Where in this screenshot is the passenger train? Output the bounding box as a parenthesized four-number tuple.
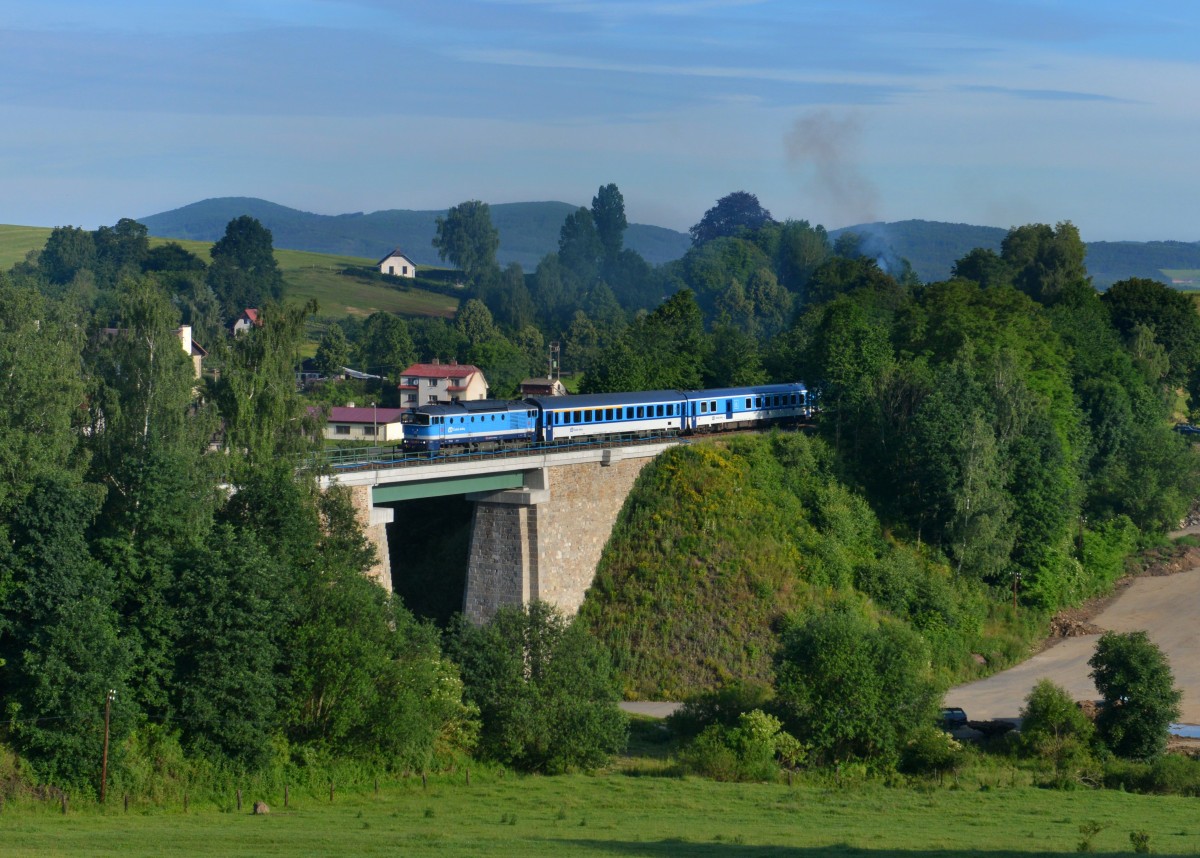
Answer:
(400, 382, 811, 454)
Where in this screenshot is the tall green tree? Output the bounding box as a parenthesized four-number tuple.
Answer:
(432, 200, 500, 285)
(1000, 221, 1088, 303)
(315, 323, 351, 377)
(1102, 277, 1200, 388)
(591, 183, 628, 261)
(558, 207, 603, 283)
(690, 191, 774, 246)
(0, 475, 133, 788)
(85, 277, 219, 715)
(0, 279, 88, 518)
(206, 216, 285, 320)
(211, 300, 321, 472)
(356, 312, 415, 380)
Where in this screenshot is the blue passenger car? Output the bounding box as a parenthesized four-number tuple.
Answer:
(682, 383, 808, 432)
(401, 400, 537, 452)
(528, 390, 688, 443)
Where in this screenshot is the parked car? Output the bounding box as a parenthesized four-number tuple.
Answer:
(940, 707, 968, 731)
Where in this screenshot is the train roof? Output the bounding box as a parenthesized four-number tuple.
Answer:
(525, 389, 685, 410)
(414, 400, 532, 417)
(684, 382, 807, 399)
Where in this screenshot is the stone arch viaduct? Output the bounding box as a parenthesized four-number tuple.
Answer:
(324, 440, 680, 623)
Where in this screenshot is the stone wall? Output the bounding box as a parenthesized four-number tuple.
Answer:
(462, 500, 538, 624)
(345, 483, 393, 591)
(462, 450, 659, 623)
(534, 457, 652, 615)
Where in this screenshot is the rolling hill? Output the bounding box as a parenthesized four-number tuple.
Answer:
(138, 198, 692, 270)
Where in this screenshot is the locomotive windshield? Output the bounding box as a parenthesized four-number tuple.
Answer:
(401, 413, 431, 426)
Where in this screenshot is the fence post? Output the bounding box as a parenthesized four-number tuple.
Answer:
(124, 793, 129, 813)
(237, 789, 242, 811)
(330, 780, 335, 803)
(61, 793, 68, 815)
(284, 784, 289, 809)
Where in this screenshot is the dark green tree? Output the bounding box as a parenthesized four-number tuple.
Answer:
(205, 216, 284, 320)
(1000, 221, 1088, 303)
(449, 602, 627, 773)
(0, 279, 88, 518)
(591, 183, 628, 260)
(690, 192, 774, 246)
(1089, 631, 1181, 761)
(558, 207, 603, 283)
(1102, 277, 1200, 388)
(315, 323, 351, 377)
(355, 312, 415, 382)
(773, 600, 939, 765)
(432, 200, 500, 285)
(0, 475, 133, 788)
(38, 226, 96, 286)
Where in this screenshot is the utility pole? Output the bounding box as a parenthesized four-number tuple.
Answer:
(100, 689, 115, 803)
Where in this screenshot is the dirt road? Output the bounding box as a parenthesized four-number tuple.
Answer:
(945, 566, 1200, 724)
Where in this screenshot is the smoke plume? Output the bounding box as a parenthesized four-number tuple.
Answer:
(785, 110, 878, 228)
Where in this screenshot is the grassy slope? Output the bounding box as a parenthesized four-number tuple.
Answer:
(580, 434, 1023, 699)
(0, 224, 52, 269)
(2, 766, 1197, 857)
(0, 227, 458, 320)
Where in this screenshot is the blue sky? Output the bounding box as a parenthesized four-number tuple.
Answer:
(3, 0, 1199, 241)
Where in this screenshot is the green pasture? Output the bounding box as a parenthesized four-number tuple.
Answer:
(3, 764, 1199, 858)
(0, 226, 459, 320)
(0, 224, 52, 269)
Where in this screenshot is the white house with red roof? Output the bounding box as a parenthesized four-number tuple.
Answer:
(398, 360, 488, 408)
(377, 249, 417, 278)
(315, 404, 407, 442)
(231, 308, 261, 336)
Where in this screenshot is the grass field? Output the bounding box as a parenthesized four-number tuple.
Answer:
(0, 224, 52, 269)
(3, 763, 1199, 857)
(0, 226, 459, 321)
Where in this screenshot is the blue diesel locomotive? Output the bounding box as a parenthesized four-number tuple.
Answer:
(400, 382, 809, 454)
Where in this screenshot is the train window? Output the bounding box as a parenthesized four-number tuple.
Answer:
(755, 397, 762, 408)
(573, 410, 582, 423)
(700, 401, 707, 414)
(774, 395, 781, 406)
(656, 404, 664, 417)
(625, 406, 633, 418)
(636, 406, 644, 418)
(746, 398, 752, 408)
(605, 408, 613, 421)
(710, 400, 717, 412)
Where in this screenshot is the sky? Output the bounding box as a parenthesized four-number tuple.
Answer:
(2, 0, 1199, 241)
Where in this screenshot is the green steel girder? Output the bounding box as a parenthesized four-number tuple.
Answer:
(372, 471, 525, 503)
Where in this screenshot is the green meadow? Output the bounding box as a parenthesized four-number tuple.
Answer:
(0, 226, 459, 320)
(3, 764, 1199, 858)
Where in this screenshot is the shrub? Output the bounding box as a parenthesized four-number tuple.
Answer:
(680, 709, 804, 782)
(1019, 679, 1097, 784)
(1089, 631, 1181, 761)
(774, 600, 940, 767)
(898, 727, 965, 782)
(667, 680, 774, 740)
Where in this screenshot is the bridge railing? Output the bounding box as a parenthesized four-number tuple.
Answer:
(310, 433, 687, 474)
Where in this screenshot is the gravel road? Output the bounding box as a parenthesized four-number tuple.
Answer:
(945, 566, 1200, 724)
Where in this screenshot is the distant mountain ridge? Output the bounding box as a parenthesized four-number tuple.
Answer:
(139, 198, 1200, 289)
(138, 197, 692, 269)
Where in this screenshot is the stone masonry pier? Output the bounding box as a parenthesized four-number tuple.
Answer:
(328, 439, 681, 624)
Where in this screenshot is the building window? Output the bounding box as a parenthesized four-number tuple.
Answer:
(387, 265, 395, 275)
(406, 394, 417, 403)
(334, 425, 350, 435)
(428, 396, 439, 404)
(363, 426, 376, 436)
(402, 266, 409, 275)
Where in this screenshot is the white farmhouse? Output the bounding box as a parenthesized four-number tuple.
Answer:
(378, 249, 417, 278)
